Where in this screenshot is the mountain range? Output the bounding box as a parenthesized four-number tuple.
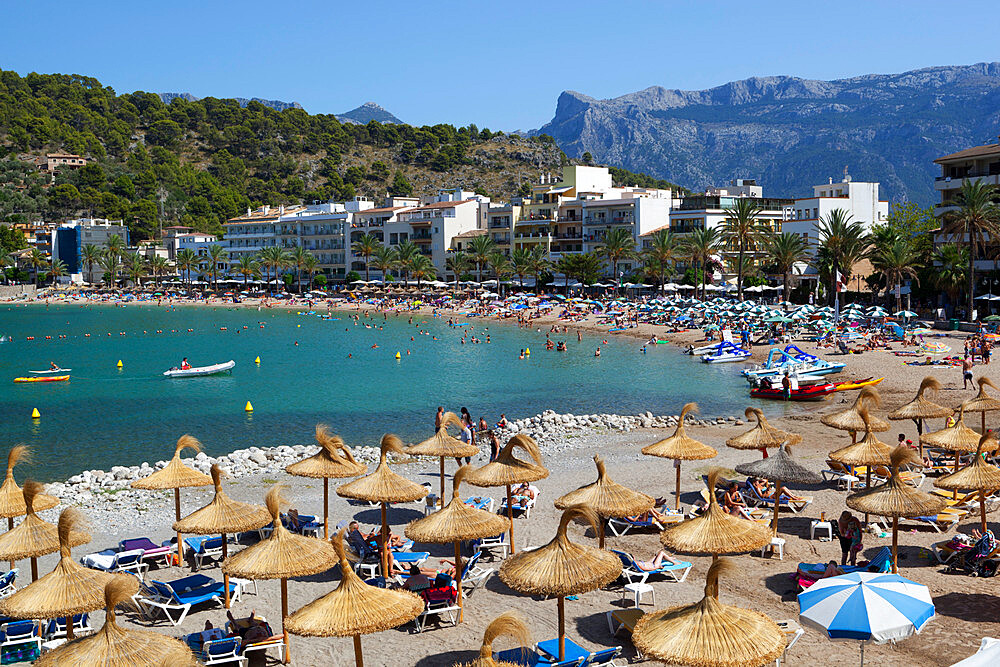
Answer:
(534, 62, 1000, 206)
(159, 92, 303, 112)
(335, 102, 403, 125)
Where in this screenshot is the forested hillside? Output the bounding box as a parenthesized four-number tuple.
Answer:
(0, 70, 680, 240)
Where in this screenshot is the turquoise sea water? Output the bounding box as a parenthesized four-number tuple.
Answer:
(0, 303, 759, 481)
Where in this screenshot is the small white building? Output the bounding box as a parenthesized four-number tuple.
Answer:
(782, 175, 889, 248)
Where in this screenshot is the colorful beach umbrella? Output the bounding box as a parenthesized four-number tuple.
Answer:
(798, 571, 935, 666)
(641, 403, 717, 511)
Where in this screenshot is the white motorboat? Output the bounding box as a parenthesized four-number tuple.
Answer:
(163, 360, 236, 378)
(701, 342, 752, 363)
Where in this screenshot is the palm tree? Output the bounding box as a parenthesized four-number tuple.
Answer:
(682, 227, 721, 300)
(106, 234, 126, 260)
(511, 247, 533, 289)
(940, 179, 1000, 319)
(597, 227, 636, 288)
(574, 252, 605, 286)
(407, 254, 436, 289)
(288, 245, 311, 293)
(258, 246, 290, 294)
(467, 235, 496, 282)
(371, 246, 397, 282)
(555, 254, 577, 289)
(872, 238, 921, 312)
(722, 198, 765, 300)
(817, 209, 869, 306)
(302, 254, 320, 292)
(642, 228, 678, 290)
(27, 249, 47, 287)
(394, 240, 419, 284)
(235, 255, 261, 287)
(351, 233, 382, 283)
(81, 244, 102, 285)
(446, 252, 472, 292)
(488, 251, 513, 297)
(527, 245, 551, 290)
(0, 253, 11, 284)
(98, 252, 121, 289)
(175, 248, 200, 290)
(125, 253, 146, 288)
(763, 232, 811, 303)
(148, 255, 169, 287)
(48, 258, 67, 285)
(934, 244, 968, 312)
(205, 244, 229, 291)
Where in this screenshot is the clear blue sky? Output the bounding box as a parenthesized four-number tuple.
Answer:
(4, 0, 998, 130)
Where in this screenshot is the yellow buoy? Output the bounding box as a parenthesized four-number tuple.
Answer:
(116, 360, 123, 368)
(245, 401, 254, 412)
(395, 352, 401, 359)
(31, 408, 40, 419)
(525, 348, 531, 355)
(254, 356, 261, 364)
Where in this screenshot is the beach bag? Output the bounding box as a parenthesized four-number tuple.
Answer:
(974, 559, 999, 578)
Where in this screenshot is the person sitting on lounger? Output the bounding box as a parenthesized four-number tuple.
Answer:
(723, 483, 748, 515)
(799, 560, 845, 582)
(634, 549, 681, 571)
(752, 477, 807, 502)
(403, 564, 432, 591)
(511, 483, 538, 507)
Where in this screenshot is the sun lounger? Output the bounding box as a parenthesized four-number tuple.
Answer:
(493, 648, 584, 666)
(474, 533, 510, 559)
(413, 576, 460, 633)
(184, 536, 226, 571)
(913, 508, 967, 532)
(821, 461, 860, 490)
(43, 614, 92, 641)
(0, 569, 16, 599)
(120, 537, 173, 567)
(796, 546, 892, 589)
(136, 574, 240, 626)
(873, 465, 924, 488)
(499, 492, 537, 519)
(931, 538, 971, 564)
(612, 549, 692, 585)
(81, 548, 148, 580)
(607, 509, 684, 537)
(0, 620, 41, 663)
(460, 550, 494, 594)
(743, 483, 812, 513)
(465, 496, 494, 512)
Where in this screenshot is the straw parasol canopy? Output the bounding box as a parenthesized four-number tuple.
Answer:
(466, 434, 549, 555)
(632, 558, 784, 667)
(34, 578, 198, 667)
(0, 508, 137, 639)
(406, 411, 478, 504)
(499, 506, 621, 661)
(847, 446, 949, 572)
(286, 424, 368, 538)
(829, 408, 893, 517)
(338, 434, 428, 577)
(0, 446, 58, 519)
(726, 407, 802, 455)
(961, 377, 1000, 431)
(173, 464, 271, 608)
(659, 469, 772, 557)
(735, 443, 821, 535)
(451, 611, 533, 667)
(821, 387, 890, 441)
(554, 455, 655, 548)
(406, 466, 508, 622)
(223, 485, 338, 664)
(920, 404, 998, 454)
(642, 403, 718, 510)
(935, 432, 1000, 533)
(0, 482, 89, 581)
(285, 529, 423, 667)
(131, 435, 213, 565)
(887, 377, 952, 442)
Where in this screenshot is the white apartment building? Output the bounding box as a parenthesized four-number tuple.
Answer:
(933, 141, 1000, 271)
(224, 205, 307, 261)
(782, 175, 889, 248)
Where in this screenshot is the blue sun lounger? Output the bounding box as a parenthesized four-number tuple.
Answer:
(797, 546, 892, 578)
(138, 574, 240, 626)
(612, 550, 692, 585)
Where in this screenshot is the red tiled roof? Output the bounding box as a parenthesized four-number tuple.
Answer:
(408, 199, 475, 212)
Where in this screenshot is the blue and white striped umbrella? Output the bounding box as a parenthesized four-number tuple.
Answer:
(798, 572, 934, 644)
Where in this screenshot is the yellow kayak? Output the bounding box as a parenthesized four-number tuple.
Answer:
(14, 375, 70, 383)
(834, 377, 884, 392)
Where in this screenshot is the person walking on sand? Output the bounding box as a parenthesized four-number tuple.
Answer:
(963, 356, 974, 389)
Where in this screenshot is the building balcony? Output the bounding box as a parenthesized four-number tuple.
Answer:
(514, 233, 551, 242)
(935, 173, 1000, 190)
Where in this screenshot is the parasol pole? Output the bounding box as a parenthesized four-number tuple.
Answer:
(771, 481, 782, 536)
(66, 617, 73, 639)
(864, 469, 871, 525)
(980, 490, 988, 534)
(7, 517, 13, 570)
(506, 484, 516, 555)
(440, 458, 446, 506)
(454, 541, 464, 623)
(954, 456, 960, 501)
(222, 534, 230, 608)
(30, 556, 37, 581)
(557, 595, 566, 661)
(674, 460, 682, 511)
(353, 634, 364, 667)
(891, 516, 898, 573)
(175, 488, 183, 566)
(280, 577, 290, 664)
(598, 519, 606, 550)
(323, 478, 329, 539)
(380, 503, 389, 578)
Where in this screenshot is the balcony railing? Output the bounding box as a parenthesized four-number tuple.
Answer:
(936, 170, 1000, 182)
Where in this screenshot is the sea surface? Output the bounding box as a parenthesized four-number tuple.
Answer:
(0, 303, 762, 481)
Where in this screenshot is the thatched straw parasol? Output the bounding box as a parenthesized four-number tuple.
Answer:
(0, 482, 89, 581)
(847, 446, 949, 572)
(659, 470, 772, 565)
(285, 424, 367, 538)
(821, 387, 889, 443)
(961, 377, 1000, 432)
(499, 506, 621, 661)
(0, 446, 58, 570)
(726, 407, 802, 459)
(735, 443, 821, 536)
(285, 529, 423, 667)
(632, 558, 784, 667)
(173, 464, 271, 608)
(921, 404, 999, 499)
(829, 408, 893, 518)
(466, 434, 549, 555)
(34, 578, 198, 667)
(641, 403, 717, 510)
(0, 508, 137, 640)
(338, 435, 428, 577)
(451, 611, 533, 667)
(405, 466, 507, 622)
(554, 455, 655, 548)
(935, 432, 1000, 533)
(406, 412, 478, 505)
(223, 486, 338, 664)
(131, 435, 213, 565)
(887, 377, 952, 453)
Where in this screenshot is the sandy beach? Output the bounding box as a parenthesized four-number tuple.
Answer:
(10, 291, 1000, 666)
